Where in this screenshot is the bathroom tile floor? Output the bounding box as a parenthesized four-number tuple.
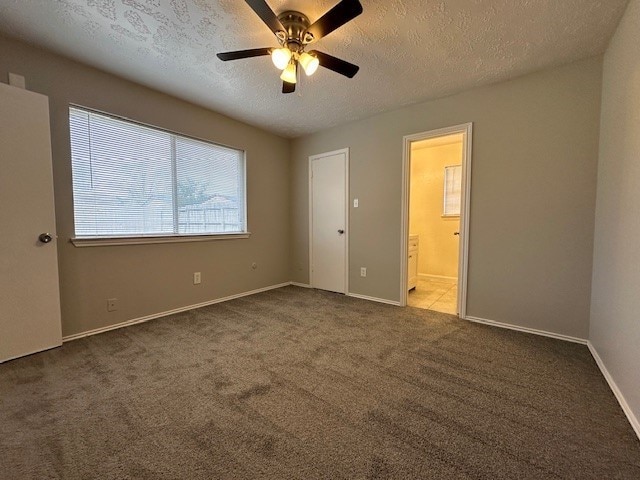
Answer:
(408, 278, 457, 314)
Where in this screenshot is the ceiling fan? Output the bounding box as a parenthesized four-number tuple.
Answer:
(217, 0, 363, 94)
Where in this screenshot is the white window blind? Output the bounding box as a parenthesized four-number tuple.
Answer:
(443, 165, 462, 216)
(69, 107, 246, 238)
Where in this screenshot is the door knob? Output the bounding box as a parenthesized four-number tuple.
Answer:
(337, 229, 345, 234)
(38, 233, 53, 243)
(453, 232, 460, 236)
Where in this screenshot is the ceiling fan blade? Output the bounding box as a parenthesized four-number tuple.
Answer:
(309, 50, 359, 78)
(217, 48, 272, 61)
(305, 0, 363, 42)
(282, 81, 296, 94)
(245, 0, 285, 36)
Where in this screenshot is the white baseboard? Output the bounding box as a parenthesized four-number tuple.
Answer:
(464, 315, 639, 441)
(60, 282, 639, 443)
(62, 282, 292, 342)
(418, 273, 458, 282)
(347, 292, 401, 306)
(0, 344, 62, 364)
(587, 342, 640, 441)
(293, 283, 399, 306)
(464, 315, 587, 345)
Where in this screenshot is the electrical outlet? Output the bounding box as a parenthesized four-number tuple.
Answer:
(193, 272, 201, 285)
(353, 198, 359, 208)
(107, 298, 117, 312)
(8, 73, 26, 89)
(360, 267, 367, 277)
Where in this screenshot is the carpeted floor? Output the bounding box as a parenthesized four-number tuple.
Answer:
(1, 286, 639, 479)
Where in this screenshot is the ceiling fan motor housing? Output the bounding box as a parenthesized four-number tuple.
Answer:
(216, 0, 363, 93)
(277, 11, 314, 51)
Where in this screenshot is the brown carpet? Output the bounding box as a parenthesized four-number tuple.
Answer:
(1, 286, 639, 479)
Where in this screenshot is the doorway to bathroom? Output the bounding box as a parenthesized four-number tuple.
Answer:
(400, 124, 472, 317)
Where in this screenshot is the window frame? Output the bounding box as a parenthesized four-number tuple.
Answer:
(442, 164, 462, 217)
(68, 105, 250, 246)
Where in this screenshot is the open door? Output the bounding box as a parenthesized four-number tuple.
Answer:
(406, 136, 463, 314)
(400, 123, 473, 317)
(0, 83, 62, 362)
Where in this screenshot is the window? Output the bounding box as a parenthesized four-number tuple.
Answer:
(443, 165, 462, 217)
(69, 107, 246, 239)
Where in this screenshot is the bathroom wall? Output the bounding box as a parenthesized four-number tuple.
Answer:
(409, 140, 462, 279)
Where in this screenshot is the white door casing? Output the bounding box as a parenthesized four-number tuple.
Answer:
(0, 82, 62, 363)
(400, 123, 473, 316)
(309, 149, 349, 294)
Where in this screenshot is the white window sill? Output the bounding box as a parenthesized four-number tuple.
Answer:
(71, 233, 251, 247)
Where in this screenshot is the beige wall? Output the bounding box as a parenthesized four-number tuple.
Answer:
(0, 34, 606, 343)
(0, 35, 291, 337)
(410, 142, 461, 278)
(291, 56, 602, 339)
(590, 0, 640, 430)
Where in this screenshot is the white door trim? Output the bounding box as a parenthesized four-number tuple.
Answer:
(400, 123, 473, 317)
(309, 148, 349, 294)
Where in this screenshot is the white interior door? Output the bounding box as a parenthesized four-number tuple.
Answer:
(0, 82, 62, 363)
(310, 150, 348, 294)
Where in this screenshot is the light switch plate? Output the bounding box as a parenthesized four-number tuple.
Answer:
(353, 198, 359, 208)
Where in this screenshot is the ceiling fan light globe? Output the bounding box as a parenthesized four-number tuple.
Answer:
(299, 52, 320, 76)
(280, 63, 297, 84)
(271, 48, 292, 70)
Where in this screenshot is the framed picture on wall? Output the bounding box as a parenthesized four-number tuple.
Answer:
(443, 165, 462, 217)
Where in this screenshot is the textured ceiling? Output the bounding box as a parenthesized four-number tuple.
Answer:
(0, 0, 629, 137)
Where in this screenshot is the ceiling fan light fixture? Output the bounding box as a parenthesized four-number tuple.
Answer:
(299, 52, 319, 76)
(217, 1, 363, 93)
(280, 61, 297, 84)
(271, 47, 292, 70)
